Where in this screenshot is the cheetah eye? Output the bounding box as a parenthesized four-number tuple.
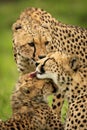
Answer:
(25, 89, 30, 94)
(15, 25, 22, 30)
(38, 55, 46, 59)
(45, 41, 49, 46)
(21, 87, 30, 94)
(28, 42, 34, 47)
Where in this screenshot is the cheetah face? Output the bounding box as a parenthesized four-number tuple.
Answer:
(36, 56, 58, 85)
(12, 19, 52, 64)
(12, 73, 58, 113)
(35, 52, 79, 86)
(16, 74, 58, 102)
(12, 8, 54, 74)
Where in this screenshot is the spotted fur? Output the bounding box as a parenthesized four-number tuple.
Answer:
(12, 7, 87, 127)
(0, 74, 63, 130)
(35, 52, 87, 130)
(12, 7, 87, 74)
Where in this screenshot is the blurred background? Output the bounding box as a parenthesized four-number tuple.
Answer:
(0, 0, 87, 120)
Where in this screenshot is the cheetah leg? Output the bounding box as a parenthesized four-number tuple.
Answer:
(51, 90, 65, 120)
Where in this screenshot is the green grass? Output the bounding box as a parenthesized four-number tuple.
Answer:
(0, 0, 87, 120)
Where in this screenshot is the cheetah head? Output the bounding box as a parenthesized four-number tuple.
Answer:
(35, 52, 79, 87)
(12, 73, 58, 113)
(18, 74, 57, 100)
(12, 8, 53, 72)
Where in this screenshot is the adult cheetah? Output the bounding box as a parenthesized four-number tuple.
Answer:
(35, 52, 87, 130)
(0, 74, 64, 130)
(12, 7, 87, 74)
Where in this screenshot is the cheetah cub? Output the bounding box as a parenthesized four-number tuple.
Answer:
(35, 52, 87, 130)
(0, 74, 64, 130)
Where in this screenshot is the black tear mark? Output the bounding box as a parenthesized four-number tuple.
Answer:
(33, 44, 36, 58)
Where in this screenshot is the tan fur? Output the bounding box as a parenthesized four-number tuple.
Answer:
(0, 74, 63, 130)
(12, 7, 87, 74)
(12, 7, 87, 128)
(36, 52, 87, 130)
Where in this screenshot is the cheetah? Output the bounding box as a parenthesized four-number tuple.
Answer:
(12, 7, 87, 74)
(34, 52, 87, 130)
(12, 7, 87, 125)
(0, 74, 64, 130)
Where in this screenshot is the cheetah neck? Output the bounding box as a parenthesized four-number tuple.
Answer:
(13, 97, 48, 114)
(56, 69, 87, 104)
(65, 72, 87, 104)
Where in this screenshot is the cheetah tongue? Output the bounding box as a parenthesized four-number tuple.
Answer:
(29, 71, 37, 78)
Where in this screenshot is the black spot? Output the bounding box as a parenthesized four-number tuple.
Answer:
(53, 120, 56, 123)
(17, 126, 20, 130)
(60, 38, 63, 41)
(76, 51, 79, 55)
(53, 99, 55, 102)
(83, 119, 86, 123)
(75, 86, 78, 89)
(22, 125, 25, 128)
(67, 40, 70, 43)
(82, 109, 85, 112)
(75, 38, 78, 42)
(57, 102, 60, 106)
(72, 34, 74, 37)
(59, 33, 62, 36)
(64, 36, 66, 39)
(50, 124, 53, 127)
(71, 113, 73, 116)
(72, 39, 74, 42)
(75, 119, 78, 122)
(54, 127, 58, 130)
(66, 87, 69, 91)
(72, 95, 74, 98)
(66, 30, 68, 33)
(57, 94, 61, 99)
(77, 90, 80, 93)
(71, 120, 74, 124)
(75, 105, 77, 108)
(78, 120, 80, 124)
(83, 59, 85, 63)
(52, 105, 56, 109)
(51, 46, 53, 50)
(81, 115, 84, 118)
(11, 128, 15, 130)
(45, 41, 49, 46)
(68, 33, 71, 37)
(80, 124, 84, 127)
(77, 112, 81, 116)
(74, 126, 77, 129)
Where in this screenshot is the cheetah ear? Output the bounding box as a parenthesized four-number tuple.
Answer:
(70, 57, 79, 71)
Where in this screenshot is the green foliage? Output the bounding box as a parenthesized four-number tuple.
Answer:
(0, 0, 87, 120)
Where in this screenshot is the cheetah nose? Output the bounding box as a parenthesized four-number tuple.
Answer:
(38, 55, 46, 59)
(35, 62, 40, 67)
